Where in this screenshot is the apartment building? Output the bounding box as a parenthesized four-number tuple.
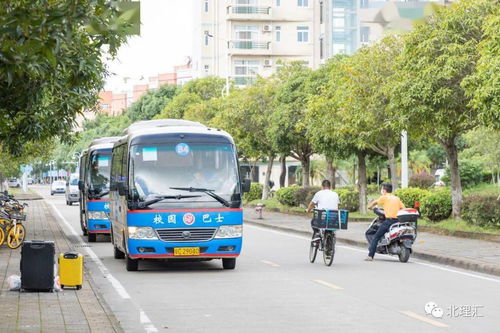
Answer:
(321, 0, 454, 57)
(193, 0, 321, 85)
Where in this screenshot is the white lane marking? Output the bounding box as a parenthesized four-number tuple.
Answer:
(245, 224, 500, 284)
(400, 311, 449, 328)
(261, 260, 280, 267)
(48, 202, 160, 333)
(314, 279, 344, 290)
(140, 309, 159, 333)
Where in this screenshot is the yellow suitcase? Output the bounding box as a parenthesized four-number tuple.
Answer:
(58, 252, 83, 290)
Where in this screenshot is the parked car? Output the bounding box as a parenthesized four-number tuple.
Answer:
(8, 178, 20, 188)
(27, 178, 33, 185)
(65, 175, 80, 205)
(50, 180, 66, 195)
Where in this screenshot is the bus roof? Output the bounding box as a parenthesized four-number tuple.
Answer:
(123, 119, 205, 135)
(89, 136, 121, 146)
(119, 120, 234, 146)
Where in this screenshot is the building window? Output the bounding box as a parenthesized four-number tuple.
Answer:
(276, 0, 280, 5)
(275, 26, 281, 42)
(234, 25, 258, 40)
(204, 64, 209, 71)
(204, 1, 208, 12)
(360, 0, 369, 8)
(297, 0, 308, 7)
(234, 60, 259, 85)
(320, 37, 324, 59)
(320, 0, 323, 24)
(297, 26, 309, 42)
(102, 104, 110, 110)
(204, 31, 209, 46)
(360, 26, 370, 43)
(236, 0, 257, 4)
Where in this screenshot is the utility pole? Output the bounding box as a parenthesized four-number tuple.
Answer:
(401, 131, 409, 188)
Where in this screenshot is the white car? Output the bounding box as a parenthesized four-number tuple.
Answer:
(51, 180, 66, 195)
(8, 178, 20, 188)
(65, 175, 80, 205)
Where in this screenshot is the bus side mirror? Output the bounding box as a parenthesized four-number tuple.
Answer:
(242, 179, 251, 193)
(78, 180, 84, 191)
(117, 182, 128, 196)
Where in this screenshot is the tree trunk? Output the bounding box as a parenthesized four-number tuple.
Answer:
(279, 155, 287, 188)
(387, 145, 398, 191)
(301, 157, 311, 187)
(262, 156, 275, 200)
(325, 156, 336, 189)
(442, 139, 462, 218)
(357, 150, 368, 214)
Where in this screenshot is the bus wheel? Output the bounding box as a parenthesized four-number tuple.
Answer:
(88, 233, 96, 243)
(222, 258, 236, 270)
(114, 245, 125, 259)
(126, 257, 138, 271)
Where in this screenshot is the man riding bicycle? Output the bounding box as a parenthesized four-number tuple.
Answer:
(365, 183, 405, 261)
(306, 180, 340, 240)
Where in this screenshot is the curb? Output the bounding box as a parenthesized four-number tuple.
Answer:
(245, 218, 500, 278)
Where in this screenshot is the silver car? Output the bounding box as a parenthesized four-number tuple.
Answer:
(65, 176, 80, 205)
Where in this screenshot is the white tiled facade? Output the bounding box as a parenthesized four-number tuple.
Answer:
(193, 0, 321, 84)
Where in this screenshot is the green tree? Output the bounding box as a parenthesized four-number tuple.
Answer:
(305, 55, 349, 189)
(156, 77, 226, 120)
(270, 62, 315, 187)
(0, 0, 133, 155)
(213, 78, 278, 199)
(125, 84, 178, 121)
(463, 5, 500, 127)
(389, 0, 496, 217)
(462, 127, 500, 185)
(338, 36, 404, 191)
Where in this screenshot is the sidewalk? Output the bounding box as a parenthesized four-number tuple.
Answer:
(243, 208, 500, 277)
(0, 199, 121, 332)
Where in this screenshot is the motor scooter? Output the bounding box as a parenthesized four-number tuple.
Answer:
(365, 207, 419, 262)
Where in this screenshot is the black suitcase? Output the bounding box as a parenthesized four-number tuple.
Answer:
(21, 240, 55, 292)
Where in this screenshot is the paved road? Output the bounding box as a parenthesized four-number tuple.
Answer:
(33, 186, 500, 333)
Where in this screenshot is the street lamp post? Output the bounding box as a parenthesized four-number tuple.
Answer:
(205, 31, 230, 96)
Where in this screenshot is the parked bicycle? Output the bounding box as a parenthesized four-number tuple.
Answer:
(0, 193, 27, 249)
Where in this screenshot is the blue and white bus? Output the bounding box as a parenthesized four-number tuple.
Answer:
(109, 120, 250, 271)
(78, 137, 120, 242)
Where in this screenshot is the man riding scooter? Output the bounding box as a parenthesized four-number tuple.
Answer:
(365, 183, 405, 261)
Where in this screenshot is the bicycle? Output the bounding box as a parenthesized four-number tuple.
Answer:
(309, 227, 336, 266)
(0, 194, 27, 249)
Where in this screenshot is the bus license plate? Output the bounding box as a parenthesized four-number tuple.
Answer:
(174, 247, 200, 256)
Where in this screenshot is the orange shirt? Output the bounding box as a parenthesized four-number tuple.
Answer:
(376, 194, 405, 218)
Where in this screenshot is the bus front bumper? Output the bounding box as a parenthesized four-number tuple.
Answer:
(87, 219, 111, 233)
(127, 238, 242, 259)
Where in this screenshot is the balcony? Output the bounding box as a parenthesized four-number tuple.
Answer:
(228, 40, 271, 55)
(226, 5, 271, 21)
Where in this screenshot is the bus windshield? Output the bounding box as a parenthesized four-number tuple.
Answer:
(130, 143, 240, 205)
(89, 150, 111, 198)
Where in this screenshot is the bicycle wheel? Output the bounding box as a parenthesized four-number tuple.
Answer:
(0, 227, 4, 247)
(7, 224, 26, 249)
(309, 234, 319, 263)
(323, 232, 335, 266)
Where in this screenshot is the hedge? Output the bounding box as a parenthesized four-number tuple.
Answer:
(243, 183, 263, 202)
(276, 186, 300, 206)
(409, 173, 435, 189)
(461, 195, 500, 229)
(336, 189, 359, 212)
(294, 186, 321, 207)
(421, 189, 452, 222)
(394, 187, 431, 208)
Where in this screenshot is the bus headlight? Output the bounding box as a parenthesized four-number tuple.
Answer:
(88, 211, 107, 220)
(215, 225, 242, 238)
(128, 227, 158, 240)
